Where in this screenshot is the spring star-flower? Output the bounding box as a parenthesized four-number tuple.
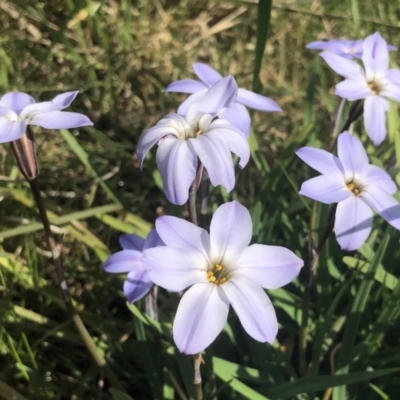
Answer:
(165, 62, 281, 136)
(137, 76, 250, 205)
(307, 38, 395, 59)
(319, 32, 400, 145)
(296, 131, 400, 251)
(142, 201, 303, 354)
(104, 229, 164, 303)
(0, 91, 93, 143)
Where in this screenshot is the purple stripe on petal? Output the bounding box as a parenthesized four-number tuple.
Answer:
(362, 32, 389, 81)
(221, 275, 277, 343)
(335, 196, 373, 251)
(173, 283, 229, 354)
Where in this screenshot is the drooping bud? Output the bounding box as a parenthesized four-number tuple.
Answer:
(10, 125, 38, 180)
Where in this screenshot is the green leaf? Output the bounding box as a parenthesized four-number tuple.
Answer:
(109, 388, 135, 400)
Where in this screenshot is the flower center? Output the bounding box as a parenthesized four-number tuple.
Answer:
(368, 80, 381, 95)
(207, 263, 227, 285)
(347, 182, 361, 195)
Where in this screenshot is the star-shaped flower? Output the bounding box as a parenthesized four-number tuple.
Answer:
(296, 131, 400, 250)
(307, 38, 395, 59)
(137, 76, 250, 205)
(104, 229, 164, 303)
(142, 201, 303, 354)
(165, 62, 281, 137)
(0, 91, 93, 143)
(319, 32, 400, 145)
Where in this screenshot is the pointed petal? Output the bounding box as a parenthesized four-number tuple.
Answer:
(156, 138, 197, 205)
(362, 164, 397, 195)
(296, 147, 343, 177)
(219, 103, 251, 137)
(319, 52, 364, 79)
(143, 247, 208, 291)
(237, 88, 282, 112)
(381, 81, 400, 102)
(143, 229, 164, 250)
(221, 275, 277, 343)
(123, 269, 153, 303)
(156, 216, 210, 257)
(207, 119, 250, 168)
(233, 244, 303, 289)
(299, 175, 351, 204)
(361, 186, 400, 230)
(103, 249, 143, 273)
(189, 133, 235, 192)
(119, 234, 145, 251)
(29, 111, 92, 129)
(0, 118, 26, 143)
(177, 90, 208, 115)
(209, 201, 252, 265)
(165, 79, 208, 94)
(192, 63, 223, 86)
(0, 92, 35, 113)
(20, 91, 79, 118)
(137, 124, 179, 167)
(173, 283, 229, 354)
(335, 196, 373, 251)
(363, 96, 388, 146)
(335, 79, 371, 100)
(186, 76, 238, 128)
(387, 69, 400, 84)
(337, 131, 369, 178)
(362, 32, 388, 81)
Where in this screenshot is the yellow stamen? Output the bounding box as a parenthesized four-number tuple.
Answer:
(207, 271, 214, 278)
(347, 182, 360, 196)
(215, 264, 222, 271)
(219, 277, 227, 284)
(195, 130, 202, 137)
(368, 81, 381, 95)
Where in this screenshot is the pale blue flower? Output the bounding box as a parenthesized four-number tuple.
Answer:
(142, 201, 303, 354)
(104, 229, 164, 303)
(165, 63, 281, 137)
(296, 131, 400, 251)
(137, 76, 250, 205)
(0, 91, 93, 143)
(319, 32, 400, 145)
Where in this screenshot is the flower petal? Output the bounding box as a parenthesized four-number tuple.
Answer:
(334, 196, 373, 251)
(237, 88, 282, 112)
(156, 216, 210, 257)
(29, 111, 93, 129)
(0, 118, 26, 143)
(119, 234, 145, 251)
(221, 275, 277, 343)
(20, 91, 80, 118)
(362, 164, 397, 195)
(156, 138, 197, 205)
(233, 244, 303, 289)
(387, 69, 400, 84)
(173, 283, 229, 354)
(137, 123, 180, 167)
(186, 76, 238, 128)
(123, 269, 153, 303)
(207, 119, 250, 168)
(299, 175, 351, 204)
(192, 63, 223, 86)
(165, 79, 208, 94)
(296, 147, 343, 177)
(177, 90, 208, 115)
(380, 81, 400, 102)
(363, 96, 389, 146)
(362, 32, 388, 81)
(0, 92, 35, 113)
(337, 131, 369, 178)
(143, 229, 164, 250)
(209, 201, 252, 265)
(189, 132, 235, 192)
(335, 79, 371, 101)
(319, 52, 364, 79)
(143, 247, 208, 291)
(219, 103, 251, 137)
(103, 249, 143, 273)
(361, 186, 400, 230)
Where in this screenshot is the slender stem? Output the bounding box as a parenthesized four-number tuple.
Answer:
(145, 285, 158, 321)
(192, 353, 204, 400)
(187, 164, 204, 226)
(299, 205, 336, 377)
(28, 177, 125, 391)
